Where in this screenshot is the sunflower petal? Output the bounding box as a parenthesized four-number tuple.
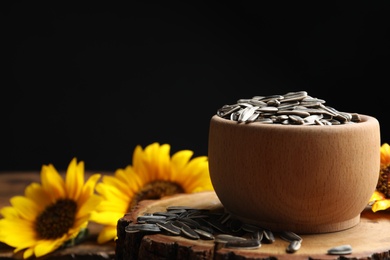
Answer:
(76, 194, 103, 218)
(171, 150, 193, 168)
(114, 167, 144, 193)
(78, 173, 101, 205)
(372, 198, 390, 212)
(0, 206, 18, 219)
(97, 226, 118, 244)
(34, 238, 64, 258)
(0, 218, 35, 247)
(41, 164, 65, 200)
(10, 196, 40, 221)
(90, 211, 125, 225)
(25, 183, 51, 209)
(94, 198, 128, 213)
(66, 158, 84, 200)
(23, 247, 34, 259)
(100, 175, 129, 195)
(369, 190, 385, 203)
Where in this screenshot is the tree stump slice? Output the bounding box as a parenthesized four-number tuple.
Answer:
(116, 191, 390, 260)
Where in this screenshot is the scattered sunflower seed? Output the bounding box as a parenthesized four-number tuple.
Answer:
(137, 214, 167, 223)
(225, 238, 261, 250)
(125, 223, 161, 233)
(262, 229, 275, 243)
(214, 234, 247, 243)
(327, 244, 353, 255)
(193, 228, 215, 240)
(126, 206, 307, 252)
(156, 221, 181, 235)
(172, 220, 200, 239)
(286, 240, 301, 253)
(280, 231, 303, 243)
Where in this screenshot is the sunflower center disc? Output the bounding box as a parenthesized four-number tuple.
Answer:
(377, 166, 390, 198)
(35, 199, 77, 239)
(129, 180, 184, 210)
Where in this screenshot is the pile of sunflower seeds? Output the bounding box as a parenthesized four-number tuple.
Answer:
(216, 91, 361, 125)
(125, 206, 303, 254)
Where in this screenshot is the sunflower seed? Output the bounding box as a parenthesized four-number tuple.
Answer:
(249, 99, 267, 107)
(215, 234, 247, 243)
(286, 240, 301, 253)
(241, 223, 262, 233)
(217, 105, 241, 117)
(152, 212, 179, 218)
(177, 217, 201, 228)
(277, 101, 300, 110)
(288, 115, 305, 124)
(225, 238, 261, 249)
(262, 229, 275, 243)
(327, 244, 353, 255)
(251, 229, 264, 241)
(197, 224, 214, 234)
(259, 94, 284, 102)
(280, 231, 303, 243)
(304, 114, 323, 125)
(125, 223, 161, 233)
(258, 106, 278, 113)
(156, 221, 181, 235)
(238, 106, 259, 122)
(205, 217, 232, 233)
(282, 91, 308, 102)
(246, 112, 260, 122)
(137, 215, 167, 223)
(218, 212, 231, 224)
(227, 218, 243, 232)
(172, 220, 200, 239)
(254, 117, 274, 124)
(194, 228, 215, 240)
(277, 109, 311, 117)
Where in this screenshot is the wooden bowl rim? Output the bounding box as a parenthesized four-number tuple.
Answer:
(211, 113, 378, 131)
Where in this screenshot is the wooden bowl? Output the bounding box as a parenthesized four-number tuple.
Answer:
(208, 114, 380, 234)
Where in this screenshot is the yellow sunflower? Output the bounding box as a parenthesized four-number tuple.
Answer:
(90, 142, 214, 244)
(369, 143, 390, 212)
(0, 158, 102, 259)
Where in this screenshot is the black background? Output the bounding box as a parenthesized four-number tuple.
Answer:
(2, 2, 390, 172)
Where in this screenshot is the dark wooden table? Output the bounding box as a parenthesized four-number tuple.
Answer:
(0, 172, 116, 260)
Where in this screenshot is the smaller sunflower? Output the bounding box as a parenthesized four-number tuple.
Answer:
(90, 142, 214, 244)
(369, 143, 390, 212)
(0, 158, 102, 259)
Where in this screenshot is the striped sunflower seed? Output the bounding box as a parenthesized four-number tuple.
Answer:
(327, 244, 353, 255)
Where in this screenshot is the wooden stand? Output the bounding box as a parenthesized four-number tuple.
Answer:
(116, 191, 390, 260)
